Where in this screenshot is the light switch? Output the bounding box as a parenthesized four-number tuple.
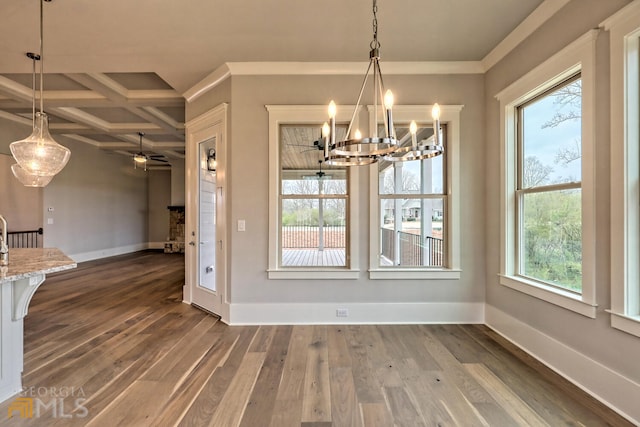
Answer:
(47, 218, 54, 224)
(237, 219, 246, 232)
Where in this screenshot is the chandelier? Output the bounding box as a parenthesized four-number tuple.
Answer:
(323, 0, 443, 166)
(10, 0, 70, 182)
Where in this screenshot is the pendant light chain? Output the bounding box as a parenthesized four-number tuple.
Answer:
(39, 0, 44, 115)
(371, 0, 380, 50)
(31, 56, 36, 128)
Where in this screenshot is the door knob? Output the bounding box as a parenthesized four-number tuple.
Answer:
(189, 241, 195, 246)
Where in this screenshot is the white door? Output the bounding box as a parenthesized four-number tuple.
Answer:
(185, 104, 228, 321)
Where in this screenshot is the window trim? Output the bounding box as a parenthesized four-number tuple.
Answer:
(368, 104, 463, 280)
(603, 2, 640, 337)
(496, 30, 598, 317)
(266, 105, 361, 279)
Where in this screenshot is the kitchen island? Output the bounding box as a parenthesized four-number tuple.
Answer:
(0, 248, 76, 403)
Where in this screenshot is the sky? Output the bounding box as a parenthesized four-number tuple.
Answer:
(522, 83, 582, 184)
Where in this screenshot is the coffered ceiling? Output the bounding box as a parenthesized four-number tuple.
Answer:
(0, 0, 547, 165)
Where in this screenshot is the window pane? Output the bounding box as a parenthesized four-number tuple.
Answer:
(281, 198, 346, 267)
(380, 197, 445, 267)
(521, 189, 582, 292)
(521, 77, 582, 188)
(379, 124, 444, 195)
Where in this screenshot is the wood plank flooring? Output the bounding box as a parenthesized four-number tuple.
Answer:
(0, 251, 632, 426)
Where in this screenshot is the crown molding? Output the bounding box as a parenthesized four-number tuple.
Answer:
(184, 61, 484, 103)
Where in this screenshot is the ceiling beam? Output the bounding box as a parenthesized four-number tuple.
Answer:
(64, 73, 184, 137)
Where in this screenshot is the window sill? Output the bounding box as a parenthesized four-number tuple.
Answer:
(606, 311, 640, 338)
(369, 268, 461, 280)
(267, 268, 360, 280)
(499, 274, 597, 318)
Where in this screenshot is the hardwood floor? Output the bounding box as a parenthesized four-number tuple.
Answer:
(0, 251, 632, 426)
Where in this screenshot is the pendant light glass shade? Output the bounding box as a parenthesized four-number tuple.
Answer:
(11, 163, 54, 187)
(10, 112, 70, 177)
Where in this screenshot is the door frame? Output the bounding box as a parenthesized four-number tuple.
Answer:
(183, 103, 229, 322)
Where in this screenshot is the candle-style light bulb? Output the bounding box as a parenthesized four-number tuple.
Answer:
(409, 120, 417, 151)
(383, 90, 394, 139)
(322, 122, 330, 158)
(354, 129, 362, 140)
(328, 101, 337, 148)
(322, 122, 330, 138)
(384, 90, 394, 109)
(328, 101, 337, 119)
(431, 103, 441, 120)
(432, 103, 441, 146)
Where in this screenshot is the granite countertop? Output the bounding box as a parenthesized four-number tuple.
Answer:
(0, 248, 77, 283)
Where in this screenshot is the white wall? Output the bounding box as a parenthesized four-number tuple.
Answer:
(484, 0, 640, 423)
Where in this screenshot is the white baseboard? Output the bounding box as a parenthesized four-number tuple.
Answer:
(69, 243, 149, 263)
(485, 305, 640, 426)
(228, 302, 484, 325)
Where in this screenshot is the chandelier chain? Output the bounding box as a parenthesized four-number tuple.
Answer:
(370, 0, 380, 50)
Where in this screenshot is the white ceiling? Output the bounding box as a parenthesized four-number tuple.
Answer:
(0, 0, 546, 164)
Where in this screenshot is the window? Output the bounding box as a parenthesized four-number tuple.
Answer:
(267, 105, 361, 279)
(604, 3, 640, 337)
(497, 30, 597, 317)
(369, 105, 462, 279)
(516, 75, 582, 293)
(280, 125, 348, 268)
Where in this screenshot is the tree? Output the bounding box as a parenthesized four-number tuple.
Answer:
(541, 79, 581, 129)
(523, 156, 553, 187)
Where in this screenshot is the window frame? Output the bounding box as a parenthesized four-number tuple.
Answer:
(604, 3, 640, 338)
(496, 30, 598, 317)
(267, 105, 361, 279)
(368, 104, 463, 280)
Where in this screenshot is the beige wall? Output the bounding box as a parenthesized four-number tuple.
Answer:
(484, 0, 640, 388)
(186, 73, 486, 305)
(148, 169, 171, 244)
(41, 135, 149, 260)
(0, 153, 42, 231)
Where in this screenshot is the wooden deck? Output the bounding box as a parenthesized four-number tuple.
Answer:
(0, 251, 632, 426)
(282, 248, 346, 266)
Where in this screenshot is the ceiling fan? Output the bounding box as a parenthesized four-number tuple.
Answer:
(303, 160, 332, 180)
(133, 132, 168, 170)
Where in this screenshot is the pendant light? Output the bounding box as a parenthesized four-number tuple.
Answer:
(133, 132, 148, 171)
(10, 0, 71, 178)
(11, 52, 54, 187)
(324, 0, 443, 165)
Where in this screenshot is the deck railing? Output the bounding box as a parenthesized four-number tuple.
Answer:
(381, 228, 444, 266)
(281, 225, 345, 249)
(7, 228, 43, 248)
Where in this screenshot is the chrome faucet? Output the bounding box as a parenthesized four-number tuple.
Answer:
(0, 215, 8, 266)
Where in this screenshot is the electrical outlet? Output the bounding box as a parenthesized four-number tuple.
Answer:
(336, 308, 349, 317)
(237, 219, 246, 232)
